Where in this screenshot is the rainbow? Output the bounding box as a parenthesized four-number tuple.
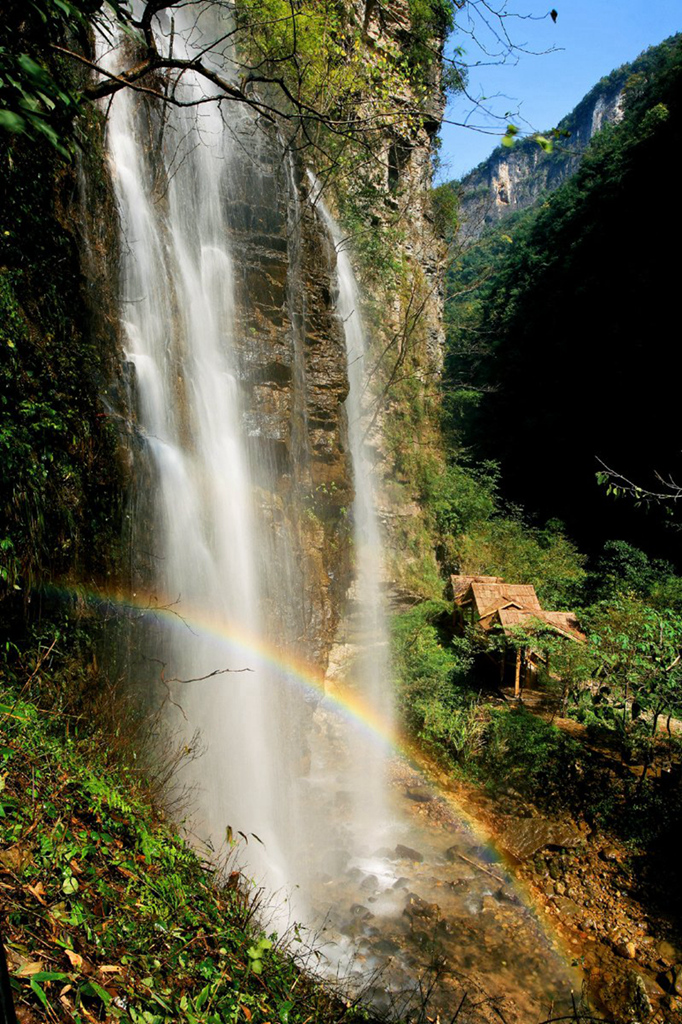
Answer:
(41, 580, 578, 973)
(55, 582, 395, 747)
(43, 581, 516, 845)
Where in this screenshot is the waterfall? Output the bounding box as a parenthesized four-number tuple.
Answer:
(307, 176, 393, 846)
(99, 5, 392, 929)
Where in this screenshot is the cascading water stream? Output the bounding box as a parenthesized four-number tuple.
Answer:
(101, 7, 302, 906)
(306, 175, 393, 847)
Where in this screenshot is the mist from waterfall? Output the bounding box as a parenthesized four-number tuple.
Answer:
(99, 3, 393, 931)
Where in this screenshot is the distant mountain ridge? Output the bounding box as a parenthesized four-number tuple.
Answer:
(455, 35, 680, 241)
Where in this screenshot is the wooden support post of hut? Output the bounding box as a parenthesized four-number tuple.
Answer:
(514, 648, 522, 699)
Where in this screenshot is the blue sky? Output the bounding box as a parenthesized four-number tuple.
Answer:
(437, 0, 681, 181)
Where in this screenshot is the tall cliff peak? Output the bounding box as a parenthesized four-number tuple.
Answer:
(455, 32, 681, 242)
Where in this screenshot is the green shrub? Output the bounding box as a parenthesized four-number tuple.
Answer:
(455, 515, 587, 608)
(392, 600, 481, 762)
(479, 706, 583, 806)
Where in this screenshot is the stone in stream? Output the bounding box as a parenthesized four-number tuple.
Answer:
(373, 937, 400, 956)
(350, 904, 373, 919)
(657, 940, 679, 964)
(495, 886, 521, 905)
(394, 843, 424, 863)
(660, 964, 682, 996)
(403, 893, 440, 921)
(549, 859, 563, 881)
(553, 897, 582, 920)
(392, 876, 409, 890)
(626, 972, 653, 1020)
(342, 919, 367, 939)
(499, 819, 584, 861)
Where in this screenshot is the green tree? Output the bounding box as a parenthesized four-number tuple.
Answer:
(585, 597, 682, 743)
(455, 515, 586, 608)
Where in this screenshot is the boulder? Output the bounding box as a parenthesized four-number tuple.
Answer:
(499, 819, 584, 861)
(612, 934, 637, 959)
(403, 893, 440, 921)
(350, 904, 372, 919)
(395, 844, 424, 863)
(626, 971, 652, 1021)
(657, 940, 679, 964)
(553, 897, 581, 919)
(406, 786, 433, 803)
(373, 938, 400, 956)
(660, 965, 682, 996)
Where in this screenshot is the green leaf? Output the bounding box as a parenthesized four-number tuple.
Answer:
(30, 979, 49, 1009)
(0, 109, 26, 133)
(279, 999, 294, 1023)
(80, 980, 112, 1005)
(501, 123, 519, 147)
(62, 875, 79, 894)
(195, 984, 211, 1010)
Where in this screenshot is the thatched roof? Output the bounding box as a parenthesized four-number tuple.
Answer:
(451, 574, 585, 643)
(540, 611, 585, 642)
(450, 574, 502, 599)
(460, 578, 542, 617)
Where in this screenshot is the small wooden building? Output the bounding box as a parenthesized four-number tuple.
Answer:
(451, 575, 585, 697)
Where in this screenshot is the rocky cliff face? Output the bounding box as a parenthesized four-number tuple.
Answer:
(0, 1, 447, 657)
(116, 5, 448, 669)
(457, 67, 629, 241)
(335, 0, 448, 601)
(219, 117, 354, 664)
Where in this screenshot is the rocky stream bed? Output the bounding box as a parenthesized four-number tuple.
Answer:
(291, 700, 682, 1024)
(396, 752, 682, 1024)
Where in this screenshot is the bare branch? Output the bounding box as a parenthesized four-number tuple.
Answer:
(596, 456, 682, 507)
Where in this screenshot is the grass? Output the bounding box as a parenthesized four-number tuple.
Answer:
(0, 660, 377, 1024)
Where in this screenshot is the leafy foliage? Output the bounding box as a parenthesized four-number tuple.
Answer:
(0, 46, 83, 157)
(0, 0, 129, 156)
(588, 540, 682, 611)
(478, 706, 583, 806)
(0, 105, 122, 609)
(578, 597, 682, 734)
(455, 516, 587, 609)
